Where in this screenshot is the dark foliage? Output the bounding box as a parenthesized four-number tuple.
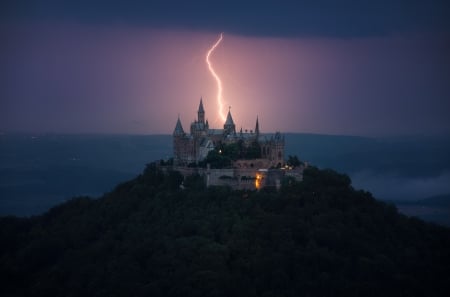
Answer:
(200, 149, 233, 169)
(199, 140, 262, 168)
(287, 155, 301, 167)
(1, 165, 450, 297)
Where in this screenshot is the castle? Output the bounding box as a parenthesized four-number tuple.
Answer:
(173, 98, 285, 168)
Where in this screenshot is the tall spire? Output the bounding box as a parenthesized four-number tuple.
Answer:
(255, 116, 260, 136)
(198, 97, 204, 113)
(197, 97, 205, 123)
(173, 116, 185, 136)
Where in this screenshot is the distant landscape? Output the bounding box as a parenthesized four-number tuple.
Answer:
(1, 133, 449, 225)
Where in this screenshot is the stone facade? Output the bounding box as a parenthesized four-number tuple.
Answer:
(168, 165, 305, 191)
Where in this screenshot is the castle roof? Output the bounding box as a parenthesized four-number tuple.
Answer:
(208, 129, 224, 135)
(198, 98, 204, 113)
(225, 109, 235, 126)
(191, 121, 207, 131)
(173, 117, 185, 135)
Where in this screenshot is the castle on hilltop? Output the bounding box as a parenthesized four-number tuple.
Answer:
(173, 98, 285, 167)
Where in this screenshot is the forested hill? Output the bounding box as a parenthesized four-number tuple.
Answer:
(1, 165, 450, 297)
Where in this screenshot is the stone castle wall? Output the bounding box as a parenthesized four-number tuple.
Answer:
(166, 165, 304, 190)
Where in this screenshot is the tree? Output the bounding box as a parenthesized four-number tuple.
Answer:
(287, 155, 301, 167)
(3, 166, 450, 297)
(245, 141, 262, 159)
(201, 149, 232, 168)
(183, 174, 206, 191)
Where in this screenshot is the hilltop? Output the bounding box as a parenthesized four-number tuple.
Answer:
(1, 164, 450, 297)
(2, 133, 450, 217)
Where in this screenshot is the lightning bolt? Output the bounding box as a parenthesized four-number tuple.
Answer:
(206, 33, 225, 122)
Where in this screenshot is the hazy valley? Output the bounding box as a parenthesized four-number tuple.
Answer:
(1, 133, 449, 225)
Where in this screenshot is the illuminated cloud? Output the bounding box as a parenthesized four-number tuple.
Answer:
(1, 1, 449, 135)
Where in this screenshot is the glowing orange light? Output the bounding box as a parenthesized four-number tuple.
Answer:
(255, 173, 263, 190)
(206, 33, 225, 122)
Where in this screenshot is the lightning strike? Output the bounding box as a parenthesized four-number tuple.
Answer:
(206, 33, 225, 122)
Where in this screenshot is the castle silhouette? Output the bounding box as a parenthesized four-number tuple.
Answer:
(173, 98, 285, 167)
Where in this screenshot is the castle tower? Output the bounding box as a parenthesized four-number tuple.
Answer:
(224, 107, 236, 135)
(255, 116, 260, 137)
(173, 116, 187, 165)
(198, 97, 205, 124)
(272, 132, 285, 166)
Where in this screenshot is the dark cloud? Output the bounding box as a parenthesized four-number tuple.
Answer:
(2, 0, 449, 37)
(1, 1, 449, 135)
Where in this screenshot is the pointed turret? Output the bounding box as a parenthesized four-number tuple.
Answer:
(224, 106, 236, 135)
(173, 116, 185, 136)
(198, 97, 205, 123)
(224, 108, 234, 126)
(255, 116, 260, 137)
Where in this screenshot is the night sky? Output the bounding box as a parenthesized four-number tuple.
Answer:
(1, 0, 449, 136)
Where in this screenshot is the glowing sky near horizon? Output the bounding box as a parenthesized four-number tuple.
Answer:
(1, 23, 449, 136)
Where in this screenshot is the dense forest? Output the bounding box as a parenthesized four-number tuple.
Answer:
(1, 164, 449, 297)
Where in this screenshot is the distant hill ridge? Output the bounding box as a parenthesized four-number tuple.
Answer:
(1, 132, 450, 219)
(1, 164, 449, 296)
(391, 194, 450, 207)
(416, 194, 450, 207)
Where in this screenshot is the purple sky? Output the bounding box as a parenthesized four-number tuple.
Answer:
(1, 1, 450, 136)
